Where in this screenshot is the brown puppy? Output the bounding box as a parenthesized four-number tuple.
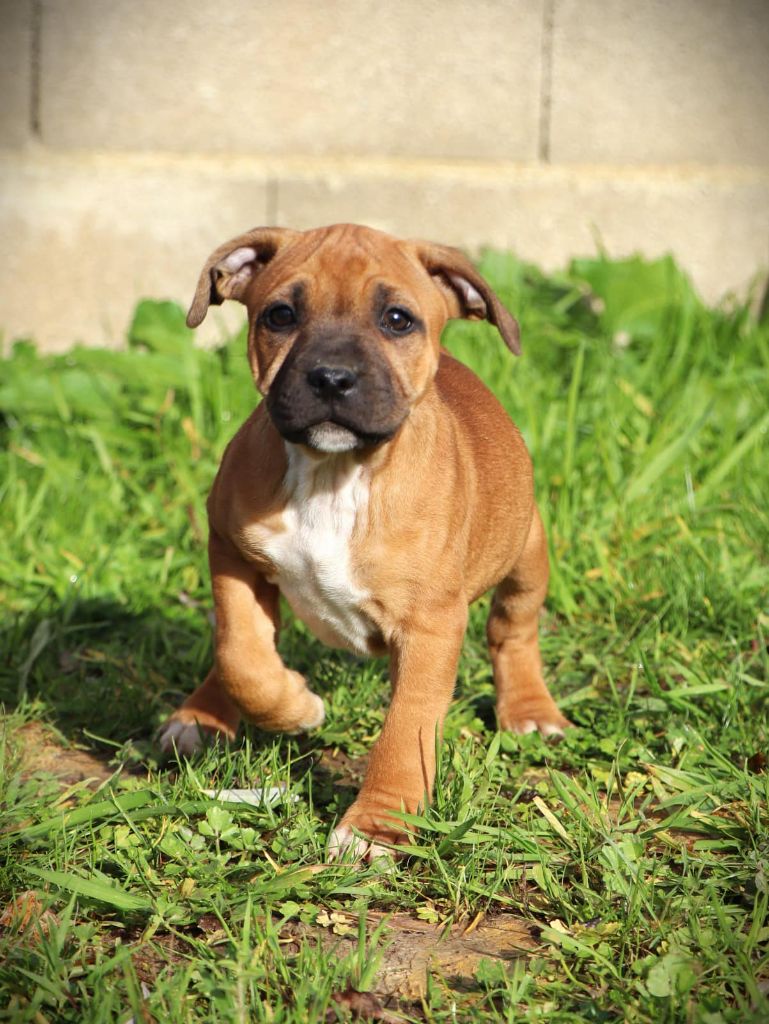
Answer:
(159, 224, 570, 860)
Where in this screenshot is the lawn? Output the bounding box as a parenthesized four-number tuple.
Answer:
(1, 251, 767, 1022)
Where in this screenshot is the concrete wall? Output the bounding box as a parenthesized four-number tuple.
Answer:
(1, 0, 768, 352)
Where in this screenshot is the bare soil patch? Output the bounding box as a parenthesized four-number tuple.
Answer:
(13, 722, 115, 786)
(285, 909, 537, 1000)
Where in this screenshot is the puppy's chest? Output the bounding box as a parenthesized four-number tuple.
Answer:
(241, 459, 376, 654)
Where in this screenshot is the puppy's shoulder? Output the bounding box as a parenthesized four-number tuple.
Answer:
(435, 350, 523, 445)
(208, 403, 288, 533)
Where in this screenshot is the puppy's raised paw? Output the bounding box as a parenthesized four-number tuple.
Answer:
(283, 690, 326, 735)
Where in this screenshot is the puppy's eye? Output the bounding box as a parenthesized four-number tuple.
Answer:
(381, 307, 414, 334)
(263, 303, 297, 330)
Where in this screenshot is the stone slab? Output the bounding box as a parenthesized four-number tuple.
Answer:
(550, 0, 769, 166)
(0, 0, 34, 147)
(39, 0, 544, 161)
(276, 164, 769, 303)
(0, 153, 269, 351)
(2, 154, 767, 352)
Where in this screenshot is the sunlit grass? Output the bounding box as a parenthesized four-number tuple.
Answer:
(1, 252, 767, 1021)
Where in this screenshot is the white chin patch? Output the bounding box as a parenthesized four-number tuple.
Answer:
(306, 422, 359, 453)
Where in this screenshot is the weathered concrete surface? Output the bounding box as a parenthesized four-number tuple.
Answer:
(2, 151, 767, 352)
(1, 0, 768, 351)
(551, 0, 769, 166)
(0, 0, 34, 148)
(39, 0, 544, 161)
(0, 152, 266, 350)
(275, 162, 769, 302)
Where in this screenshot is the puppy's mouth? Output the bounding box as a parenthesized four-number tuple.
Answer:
(279, 418, 399, 453)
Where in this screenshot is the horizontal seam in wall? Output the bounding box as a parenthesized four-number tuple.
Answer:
(1, 147, 769, 188)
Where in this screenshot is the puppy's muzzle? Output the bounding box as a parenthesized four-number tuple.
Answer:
(266, 335, 408, 451)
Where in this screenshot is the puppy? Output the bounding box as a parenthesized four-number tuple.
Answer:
(159, 224, 570, 860)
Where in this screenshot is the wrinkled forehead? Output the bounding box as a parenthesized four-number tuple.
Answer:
(252, 230, 435, 315)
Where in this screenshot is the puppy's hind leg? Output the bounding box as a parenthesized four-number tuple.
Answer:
(487, 506, 571, 737)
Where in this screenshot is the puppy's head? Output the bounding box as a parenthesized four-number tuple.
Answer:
(187, 224, 519, 453)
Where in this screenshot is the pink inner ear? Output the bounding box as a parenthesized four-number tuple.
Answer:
(218, 247, 258, 273)
(215, 246, 259, 298)
(446, 273, 487, 318)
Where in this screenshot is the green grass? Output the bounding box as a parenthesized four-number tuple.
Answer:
(1, 251, 768, 1022)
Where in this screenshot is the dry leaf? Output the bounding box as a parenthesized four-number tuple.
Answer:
(0, 891, 58, 941)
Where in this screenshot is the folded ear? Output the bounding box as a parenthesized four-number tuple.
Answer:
(186, 226, 298, 328)
(415, 242, 521, 355)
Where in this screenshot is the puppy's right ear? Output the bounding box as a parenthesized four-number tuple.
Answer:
(186, 227, 298, 328)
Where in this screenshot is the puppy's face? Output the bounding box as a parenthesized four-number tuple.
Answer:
(187, 224, 520, 453)
(249, 229, 452, 453)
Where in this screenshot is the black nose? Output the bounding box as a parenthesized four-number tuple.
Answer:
(306, 365, 358, 399)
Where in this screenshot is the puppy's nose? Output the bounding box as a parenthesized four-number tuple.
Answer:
(306, 365, 358, 399)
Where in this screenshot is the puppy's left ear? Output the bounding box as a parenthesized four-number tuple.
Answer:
(416, 243, 521, 355)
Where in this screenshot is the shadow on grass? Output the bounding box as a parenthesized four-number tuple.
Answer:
(1, 596, 215, 754)
(0, 595, 377, 809)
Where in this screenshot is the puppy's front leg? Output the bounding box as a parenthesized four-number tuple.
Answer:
(159, 532, 324, 755)
(329, 605, 467, 861)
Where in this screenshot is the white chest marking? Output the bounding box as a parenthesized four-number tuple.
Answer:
(253, 448, 375, 654)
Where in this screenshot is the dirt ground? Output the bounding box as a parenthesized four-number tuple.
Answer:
(6, 722, 539, 1011)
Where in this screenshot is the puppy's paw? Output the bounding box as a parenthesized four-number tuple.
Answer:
(284, 687, 325, 735)
(327, 824, 396, 866)
(498, 701, 572, 739)
(258, 671, 326, 734)
(327, 802, 411, 865)
(157, 712, 236, 757)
